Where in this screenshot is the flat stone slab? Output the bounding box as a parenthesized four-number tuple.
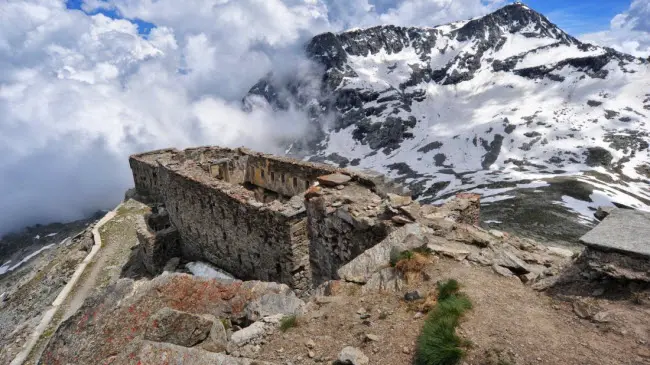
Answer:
(580, 209, 650, 258)
(317, 173, 352, 187)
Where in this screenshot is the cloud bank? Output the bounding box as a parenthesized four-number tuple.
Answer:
(580, 0, 650, 57)
(0, 0, 506, 235)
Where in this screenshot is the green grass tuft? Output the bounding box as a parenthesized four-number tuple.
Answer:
(436, 279, 460, 301)
(415, 280, 473, 365)
(279, 314, 298, 332)
(390, 248, 416, 267)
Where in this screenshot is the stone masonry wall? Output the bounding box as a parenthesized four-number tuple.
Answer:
(157, 165, 312, 290)
(305, 184, 393, 285)
(130, 158, 162, 201)
(135, 214, 181, 275)
(245, 155, 335, 198)
(129, 146, 413, 292)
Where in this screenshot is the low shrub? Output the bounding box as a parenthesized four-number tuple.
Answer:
(279, 314, 298, 332)
(415, 280, 473, 365)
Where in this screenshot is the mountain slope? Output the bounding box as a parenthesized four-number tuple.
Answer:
(244, 2, 650, 240)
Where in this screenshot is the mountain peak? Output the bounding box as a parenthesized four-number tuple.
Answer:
(456, 1, 574, 43)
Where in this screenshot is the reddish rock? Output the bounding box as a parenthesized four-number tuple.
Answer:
(317, 173, 352, 187)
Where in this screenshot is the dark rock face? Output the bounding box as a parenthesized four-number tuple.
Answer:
(241, 2, 649, 227)
(584, 147, 614, 167)
(481, 135, 504, 169)
(418, 141, 443, 153)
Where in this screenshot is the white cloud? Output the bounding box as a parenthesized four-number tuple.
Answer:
(580, 0, 650, 57)
(0, 0, 506, 235)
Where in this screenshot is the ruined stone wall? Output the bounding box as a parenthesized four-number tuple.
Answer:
(157, 166, 312, 290)
(246, 155, 335, 197)
(130, 158, 163, 200)
(129, 146, 414, 292)
(130, 149, 179, 201)
(304, 186, 392, 285)
(135, 214, 181, 275)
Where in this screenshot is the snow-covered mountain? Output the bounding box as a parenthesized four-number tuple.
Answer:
(244, 2, 650, 241)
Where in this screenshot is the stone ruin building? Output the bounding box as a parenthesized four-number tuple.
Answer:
(129, 146, 447, 293)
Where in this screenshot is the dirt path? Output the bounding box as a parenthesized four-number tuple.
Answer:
(9, 209, 117, 365)
(15, 200, 150, 365)
(62, 201, 149, 320)
(63, 225, 119, 320)
(257, 259, 650, 365)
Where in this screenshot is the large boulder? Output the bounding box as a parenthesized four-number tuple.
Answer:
(244, 292, 305, 322)
(200, 317, 229, 353)
(144, 307, 213, 347)
(337, 224, 430, 284)
(361, 267, 406, 294)
(39, 274, 299, 365)
(117, 341, 274, 365)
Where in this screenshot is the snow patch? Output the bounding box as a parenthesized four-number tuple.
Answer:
(0, 244, 56, 275)
(186, 262, 236, 281)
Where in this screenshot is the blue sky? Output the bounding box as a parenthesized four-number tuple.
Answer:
(65, 0, 156, 34)
(66, 0, 635, 37)
(65, 0, 632, 37)
(525, 0, 631, 35)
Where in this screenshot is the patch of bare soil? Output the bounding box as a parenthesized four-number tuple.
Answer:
(256, 259, 650, 365)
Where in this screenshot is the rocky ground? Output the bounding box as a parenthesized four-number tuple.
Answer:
(23, 195, 650, 365)
(256, 259, 650, 365)
(0, 225, 94, 364)
(22, 200, 152, 365)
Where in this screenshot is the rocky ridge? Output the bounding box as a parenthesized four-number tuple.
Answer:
(29, 193, 650, 365)
(244, 2, 650, 239)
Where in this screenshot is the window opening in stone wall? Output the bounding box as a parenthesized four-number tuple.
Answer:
(293, 177, 298, 188)
(305, 180, 310, 189)
(261, 169, 265, 178)
(281, 173, 285, 183)
(270, 172, 275, 181)
(222, 231, 227, 241)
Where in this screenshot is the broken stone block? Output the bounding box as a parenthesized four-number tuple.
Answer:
(489, 229, 505, 239)
(467, 248, 495, 266)
(493, 250, 531, 274)
(121, 341, 271, 365)
(398, 201, 421, 221)
(447, 224, 494, 247)
(244, 292, 305, 322)
(580, 208, 650, 257)
(338, 346, 369, 365)
(144, 307, 213, 347)
(387, 193, 413, 208)
(361, 267, 406, 294)
(427, 244, 471, 261)
(337, 224, 428, 284)
(492, 265, 515, 277)
(392, 215, 414, 225)
(230, 321, 268, 347)
(573, 299, 601, 320)
(519, 271, 540, 284)
(317, 173, 352, 187)
(200, 316, 229, 353)
(546, 246, 574, 258)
